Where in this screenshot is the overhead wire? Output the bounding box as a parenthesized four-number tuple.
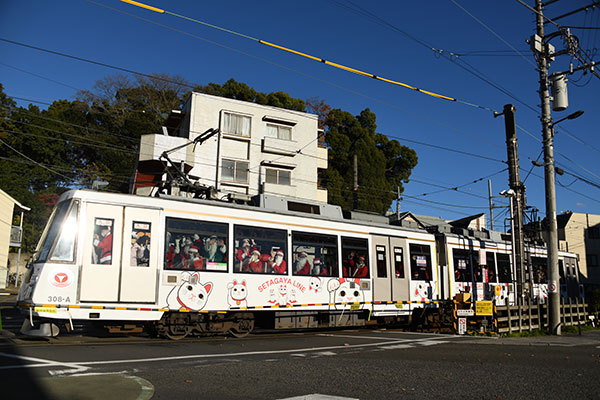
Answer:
(0, 138, 74, 181)
(113, 0, 496, 112)
(0, 35, 502, 150)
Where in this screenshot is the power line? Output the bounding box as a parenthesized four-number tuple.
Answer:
(451, 0, 537, 68)
(0, 138, 74, 181)
(112, 0, 496, 112)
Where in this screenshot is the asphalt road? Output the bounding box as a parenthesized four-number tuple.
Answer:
(1, 292, 600, 400)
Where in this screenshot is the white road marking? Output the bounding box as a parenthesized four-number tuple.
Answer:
(379, 344, 414, 350)
(0, 334, 455, 371)
(73, 336, 451, 367)
(317, 333, 410, 341)
(0, 352, 89, 373)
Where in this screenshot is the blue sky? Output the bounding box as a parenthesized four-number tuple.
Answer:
(1, 0, 599, 227)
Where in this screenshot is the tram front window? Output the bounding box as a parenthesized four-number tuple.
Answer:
(49, 201, 79, 262)
(36, 201, 71, 263)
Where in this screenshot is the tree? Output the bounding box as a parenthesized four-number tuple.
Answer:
(195, 78, 306, 112)
(322, 108, 417, 214)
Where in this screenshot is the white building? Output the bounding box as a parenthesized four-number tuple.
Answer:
(134, 92, 328, 204)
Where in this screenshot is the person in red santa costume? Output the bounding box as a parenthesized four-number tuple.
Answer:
(94, 226, 113, 265)
(248, 249, 263, 273)
(269, 249, 287, 274)
(352, 255, 369, 278)
(188, 245, 204, 270)
(236, 238, 253, 272)
(294, 251, 311, 275)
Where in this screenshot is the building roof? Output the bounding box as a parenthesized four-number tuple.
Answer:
(0, 188, 30, 212)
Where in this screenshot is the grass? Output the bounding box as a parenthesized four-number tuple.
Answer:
(500, 324, 599, 337)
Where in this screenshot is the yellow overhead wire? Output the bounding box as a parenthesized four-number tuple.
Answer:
(118, 0, 493, 112)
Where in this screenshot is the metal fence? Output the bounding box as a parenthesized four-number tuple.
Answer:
(495, 298, 590, 334)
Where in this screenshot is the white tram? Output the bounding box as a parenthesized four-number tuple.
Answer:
(437, 231, 582, 306)
(17, 190, 442, 338)
(17, 190, 582, 338)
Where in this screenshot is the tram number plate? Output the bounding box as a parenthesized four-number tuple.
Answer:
(350, 303, 361, 311)
(394, 303, 404, 309)
(34, 307, 57, 313)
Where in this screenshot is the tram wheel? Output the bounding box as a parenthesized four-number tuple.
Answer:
(229, 314, 255, 338)
(165, 326, 191, 340)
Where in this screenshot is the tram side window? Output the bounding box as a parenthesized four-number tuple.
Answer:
(341, 237, 369, 278)
(486, 252, 497, 283)
(453, 249, 472, 282)
(92, 218, 114, 265)
(394, 247, 405, 278)
(531, 256, 548, 283)
(131, 222, 151, 267)
(409, 244, 432, 281)
(164, 218, 228, 272)
(49, 201, 79, 262)
(376, 246, 387, 278)
(292, 232, 338, 277)
(36, 201, 71, 263)
(496, 253, 512, 283)
(234, 225, 287, 274)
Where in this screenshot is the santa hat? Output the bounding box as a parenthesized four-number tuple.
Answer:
(276, 250, 284, 256)
(299, 251, 307, 257)
(314, 258, 321, 264)
(252, 248, 260, 255)
(189, 245, 199, 253)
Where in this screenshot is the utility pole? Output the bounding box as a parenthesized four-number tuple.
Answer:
(535, 0, 561, 335)
(396, 186, 401, 218)
(488, 180, 494, 231)
(497, 104, 527, 305)
(353, 153, 358, 210)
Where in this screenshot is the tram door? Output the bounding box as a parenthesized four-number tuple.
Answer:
(372, 235, 409, 302)
(80, 203, 159, 303)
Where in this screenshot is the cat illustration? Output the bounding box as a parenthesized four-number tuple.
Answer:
(309, 277, 322, 293)
(327, 278, 363, 310)
(166, 272, 213, 311)
(227, 279, 248, 308)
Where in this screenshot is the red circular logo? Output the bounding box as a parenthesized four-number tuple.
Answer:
(49, 269, 73, 288)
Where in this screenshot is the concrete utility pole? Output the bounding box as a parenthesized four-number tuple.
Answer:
(498, 104, 527, 304)
(488, 180, 494, 231)
(535, 0, 561, 335)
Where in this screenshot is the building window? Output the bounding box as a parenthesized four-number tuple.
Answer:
(265, 168, 291, 185)
(221, 159, 249, 184)
(265, 123, 291, 140)
(223, 112, 251, 137)
(588, 254, 598, 267)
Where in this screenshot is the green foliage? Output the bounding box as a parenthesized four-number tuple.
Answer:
(322, 108, 418, 214)
(195, 78, 306, 112)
